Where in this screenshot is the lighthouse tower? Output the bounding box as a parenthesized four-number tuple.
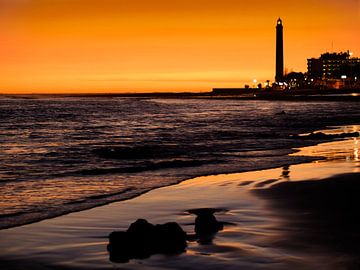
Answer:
(275, 18, 284, 82)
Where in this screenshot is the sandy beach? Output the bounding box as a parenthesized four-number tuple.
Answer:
(0, 131, 359, 270)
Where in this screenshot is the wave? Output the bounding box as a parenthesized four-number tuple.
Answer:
(291, 131, 359, 140)
(76, 160, 208, 176)
(93, 145, 186, 160)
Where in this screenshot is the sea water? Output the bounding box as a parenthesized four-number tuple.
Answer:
(1, 96, 359, 229)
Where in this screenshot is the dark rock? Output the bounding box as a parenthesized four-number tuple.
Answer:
(195, 213, 223, 236)
(275, 110, 286, 115)
(154, 222, 187, 253)
(188, 208, 225, 216)
(188, 208, 224, 236)
(107, 219, 187, 263)
(127, 218, 155, 235)
(108, 231, 138, 263)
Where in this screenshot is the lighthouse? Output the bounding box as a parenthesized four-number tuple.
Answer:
(275, 18, 284, 82)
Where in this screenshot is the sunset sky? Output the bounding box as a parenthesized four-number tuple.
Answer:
(0, 0, 359, 93)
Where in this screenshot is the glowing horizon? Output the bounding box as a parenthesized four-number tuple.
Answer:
(0, 0, 359, 93)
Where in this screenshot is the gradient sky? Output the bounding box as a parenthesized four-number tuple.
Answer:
(0, 0, 359, 93)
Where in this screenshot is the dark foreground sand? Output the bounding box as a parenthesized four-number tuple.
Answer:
(254, 172, 360, 270)
(0, 136, 359, 270)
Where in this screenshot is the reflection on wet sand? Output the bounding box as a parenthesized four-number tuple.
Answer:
(292, 125, 360, 163)
(281, 165, 290, 180)
(252, 127, 360, 269)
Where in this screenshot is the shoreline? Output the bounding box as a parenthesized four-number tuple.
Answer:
(1, 127, 354, 231)
(0, 150, 317, 231)
(1, 88, 360, 101)
(0, 134, 359, 269)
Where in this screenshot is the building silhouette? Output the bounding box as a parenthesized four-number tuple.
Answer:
(307, 51, 360, 79)
(307, 51, 360, 89)
(275, 18, 284, 82)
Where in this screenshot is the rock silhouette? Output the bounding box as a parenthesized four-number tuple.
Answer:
(185, 208, 225, 245)
(108, 210, 226, 262)
(188, 208, 224, 236)
(275, 110, 286, 115)
(107, 219, 187, 263)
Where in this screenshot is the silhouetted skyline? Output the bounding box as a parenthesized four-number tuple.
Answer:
(0, 0, 359, 93)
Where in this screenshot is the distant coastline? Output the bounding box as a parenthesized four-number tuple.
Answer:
(1, 88, 360, 101)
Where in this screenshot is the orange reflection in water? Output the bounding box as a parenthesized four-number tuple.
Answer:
(293, 125, 360, 163)
(175, 125, 360, 192)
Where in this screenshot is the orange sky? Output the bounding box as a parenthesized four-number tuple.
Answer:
(0, 0, 359, 93)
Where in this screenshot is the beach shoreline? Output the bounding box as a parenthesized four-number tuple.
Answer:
(1, 124, 358, 231)
(0, 132, 359, 270)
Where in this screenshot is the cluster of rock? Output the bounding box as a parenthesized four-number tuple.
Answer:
(107, 208, 224, 263)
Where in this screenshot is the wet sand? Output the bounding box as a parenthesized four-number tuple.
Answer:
(0, 133, 359, 270)
(254, 173, 360, 270)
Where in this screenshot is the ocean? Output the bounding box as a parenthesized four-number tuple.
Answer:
(1, 96, 359, 229)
